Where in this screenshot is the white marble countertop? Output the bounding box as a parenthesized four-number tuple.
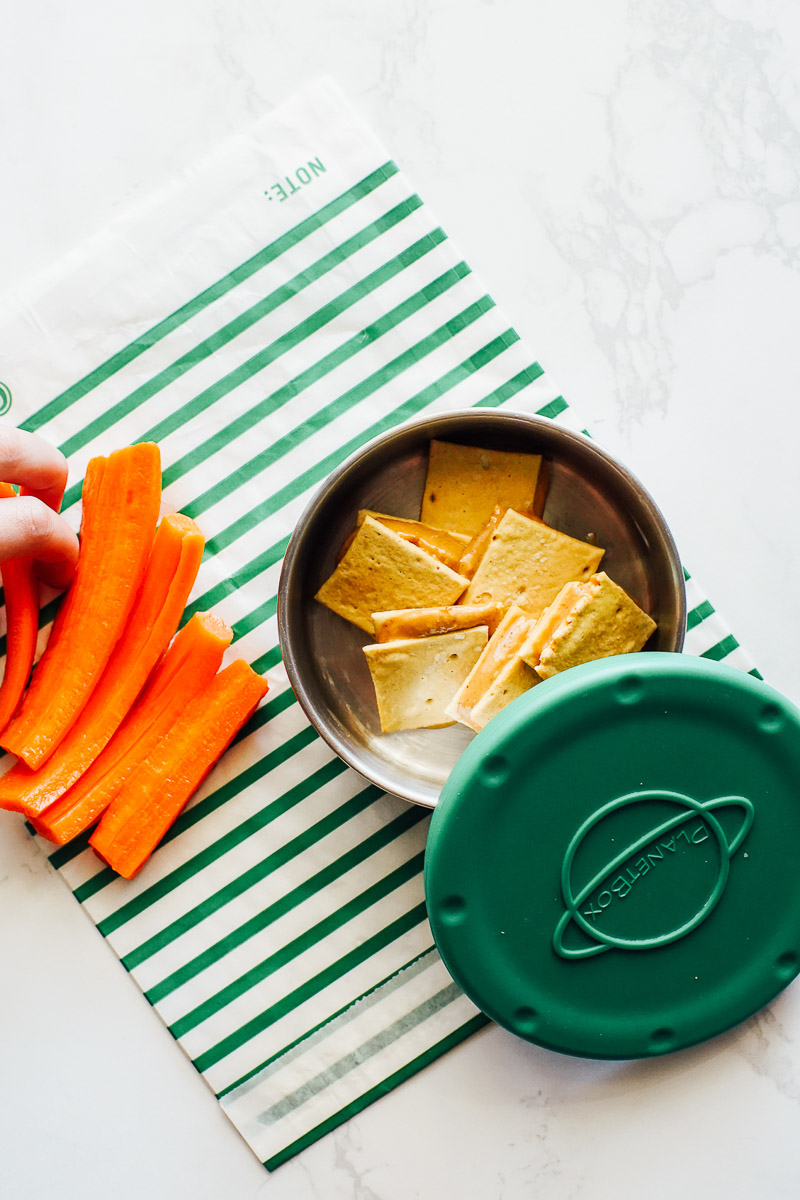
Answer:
(3, 2, 800, 1197)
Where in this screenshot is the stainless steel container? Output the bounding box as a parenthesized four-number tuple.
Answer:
(278, 410, 686, 808)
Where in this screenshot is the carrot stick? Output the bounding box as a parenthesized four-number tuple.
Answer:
(1, 443, 161, 768)
(33, 612, 233, 844)
(0, 483, 39, 732)
(0, 513, 205, 818)
(89, 659, 268, 878)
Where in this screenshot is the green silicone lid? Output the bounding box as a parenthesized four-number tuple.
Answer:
(425, 653, 800, 1059)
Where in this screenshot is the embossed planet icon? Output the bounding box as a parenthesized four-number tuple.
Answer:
(552, 789, 755, 960)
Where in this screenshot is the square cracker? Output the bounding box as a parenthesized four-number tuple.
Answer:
(517, 581, 586, 667)
(315, 516, 469, 634)
(371, 602, 504, 642)
(363, 627, 489, 732)
(467, 657, 539, 732)
(356, 510, 470, 571)
(532, 572, 656, 680)
(463, 509, 604, 616)
(420, 441, 543, 536)
(446, 604, 539, 730)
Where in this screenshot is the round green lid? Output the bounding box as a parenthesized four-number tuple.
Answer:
(425, 653, 800, 1059)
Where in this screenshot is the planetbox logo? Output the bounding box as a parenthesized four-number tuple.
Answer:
(553, 789, 754, 960)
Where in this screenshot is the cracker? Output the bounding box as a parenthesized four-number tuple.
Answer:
(532, 572, 657, 680)
(463, 509, 604, 616)
(457, 504, 506, 579)
(356, 510, 470, 571)
(358, 510, 470, 546)
(420, 441, 544, 536)
(315, 516, 469, 634)
(518, 581, 586, 667)
(372, 602, 504, 642)
(446, 604, 536, 726)
(363, 627, 489, 732)
(466, 656, 539, 732)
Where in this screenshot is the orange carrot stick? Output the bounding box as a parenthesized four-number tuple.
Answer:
(34, 612, 232, 844)
(0, 483, 39, 732)
(0, 513, 204, 818)
(89, 659, 268, 878)
(1, 443, 161, 768)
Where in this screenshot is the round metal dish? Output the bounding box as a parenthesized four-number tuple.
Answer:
(278, 409, 686, 808)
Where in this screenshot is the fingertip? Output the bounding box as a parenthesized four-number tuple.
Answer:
(54, 449, 69, 504)
(4, 430, 71, 512)
(35, 555, 77, 590)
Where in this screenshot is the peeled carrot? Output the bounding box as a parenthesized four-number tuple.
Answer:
(0, 513, 205, 819)
(1, 443, 161, 768)
(34, 611, 233, 844)
(89, 659, 268, 878)
(0, 483, 39, 732)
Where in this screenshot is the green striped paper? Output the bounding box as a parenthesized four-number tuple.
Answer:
(0, 79, 755, 1171)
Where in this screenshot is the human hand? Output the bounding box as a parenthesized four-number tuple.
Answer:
(0, 427, 79, 589)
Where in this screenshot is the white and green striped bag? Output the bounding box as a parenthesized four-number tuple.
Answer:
(0, 78, 754, 1170)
